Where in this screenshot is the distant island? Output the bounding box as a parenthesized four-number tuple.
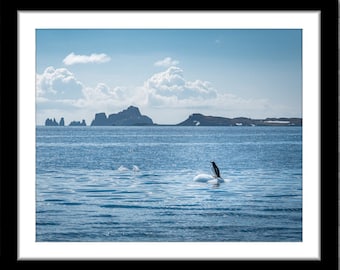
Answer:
(177, 113, 302, 126)
(91, 106, 153, 126)
(69, 120, 86, 126)
(45, 106, 302, 127)
(45, 117, 87, 126)
(45, 117, 65, 126)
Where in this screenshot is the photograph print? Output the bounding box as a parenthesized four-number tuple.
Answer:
(36, 27, 303, 243)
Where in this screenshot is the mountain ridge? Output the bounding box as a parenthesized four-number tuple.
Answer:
(45, 106, 302, 126)
(177, 113, 302, 126)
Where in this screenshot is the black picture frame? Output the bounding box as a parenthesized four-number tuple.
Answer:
(1, 1, 338, 268)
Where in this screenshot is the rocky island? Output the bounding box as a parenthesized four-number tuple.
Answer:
(45, 106, 302, 127)
(178, 113, 302, 126)
(91, 106, 153, 126)
(45, 117, 65, 126)
(45, 117, 86, 126)
(69, 120, 87, 126)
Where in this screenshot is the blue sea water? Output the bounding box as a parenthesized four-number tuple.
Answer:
(36, 126, 302, 242)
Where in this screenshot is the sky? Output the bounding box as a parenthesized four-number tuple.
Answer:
(36, 29, 302, 125)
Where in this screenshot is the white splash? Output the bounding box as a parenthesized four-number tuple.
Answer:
(117, 165, 140, 172)
(132, 165, 140, 172)
(193, 173, 225, 184)
(117, 165, 129, 172)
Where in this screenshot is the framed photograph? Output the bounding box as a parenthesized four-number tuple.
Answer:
(10, 4, 337, 266)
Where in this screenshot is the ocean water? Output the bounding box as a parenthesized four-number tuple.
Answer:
(36, 126, 302, 242)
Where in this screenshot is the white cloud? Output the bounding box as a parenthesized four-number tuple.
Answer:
(144, 66, 217, 106)
(63, 52, 111, 65)
(82, 83, 148, 109)
(36, 66, 84, 100)
(36, 65, 277, 125)
(154, 57, 179, 68)
(141, 66, 275, 123)
(36, 66, 148, 118)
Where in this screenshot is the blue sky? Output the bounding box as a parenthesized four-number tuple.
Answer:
(36, 29, 302, 125)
